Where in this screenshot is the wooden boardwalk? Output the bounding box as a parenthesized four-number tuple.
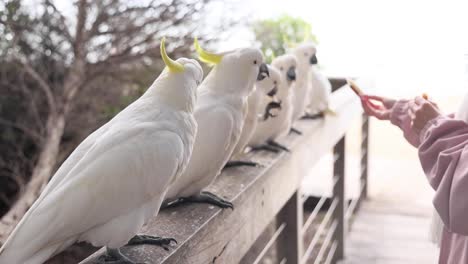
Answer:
(341, 199, 439, 264)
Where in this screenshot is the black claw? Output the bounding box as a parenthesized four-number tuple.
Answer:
(301, 112, 324, 120)
(161, 197, 189, 209)
(251, 144, 280, 153)
(127, 235, 177, 249)
(290, 127, 302, 135)
(267, 140, 290, 152)
(224, 160, 261, 169)
(200, 191, 234, 210)
(161, 192, 233, 210)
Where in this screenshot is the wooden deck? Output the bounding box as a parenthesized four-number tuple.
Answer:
(341, 199, 439, 264)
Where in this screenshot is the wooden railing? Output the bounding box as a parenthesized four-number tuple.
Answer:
(81, 78, 368, 264)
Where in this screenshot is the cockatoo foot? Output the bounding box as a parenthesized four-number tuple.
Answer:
(267, 140, 290, 152)
(251, 145, 280, 153)
(198, 191, 234, 209)
(98, 248, 145, 264)
(161, 192, 234, 209)
(290, 127, 302, 135)
(127, 235, 177, 251)
(224, 160, 261, 169)
(301, 112, 324, 120)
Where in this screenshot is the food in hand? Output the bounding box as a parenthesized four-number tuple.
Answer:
(347, 79, 364, 97)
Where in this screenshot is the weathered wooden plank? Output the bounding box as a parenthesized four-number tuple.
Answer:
(359, 200, 433, 217)
(344, 199, 439, 264)
(333, 136, 346, 262)
(275, 192, 302, 263)
(81, 85, 362, 264)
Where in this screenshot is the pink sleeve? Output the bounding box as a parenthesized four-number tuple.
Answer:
(389, 100, 420, 147)
(418, 116, 468, 235)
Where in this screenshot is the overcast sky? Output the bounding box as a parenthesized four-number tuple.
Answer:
(50, 0, 468, 97)
(218, 0, 468, 97)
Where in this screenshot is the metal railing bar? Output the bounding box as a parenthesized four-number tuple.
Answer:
(361, 134, 368, 145)
(302, 196, 327, 235)
(345, 181, 366, 221)
(360, 164, 367, 174)
(345, 199, 359, 222)
(252, 223, 287, 264)
(314, 221, 338, 264)
(360, 151, 367, 161)
(301, 193, 308, 205)
(324, 241, 338, 264)
(332, 175, 340, 187)
(301, 198, 338, 263)
(333, 152, 340, 163)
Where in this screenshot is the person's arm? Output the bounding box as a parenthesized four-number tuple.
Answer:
(389, 100, 421, 147)
(361, 96, 420, 147)
(418, 116, 468, 235)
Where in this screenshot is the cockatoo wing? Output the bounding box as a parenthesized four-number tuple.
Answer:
(232, 95, 258, 158)
(167, 103, 236, 198)
(309, 70, 332, 111)
(31, 122, 113, 207)
(0, 122, 185, 263)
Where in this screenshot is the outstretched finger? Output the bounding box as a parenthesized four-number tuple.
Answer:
(362, 100, 387, 120)
(365, 95, 386, 102)
(362, 96, 383, 109)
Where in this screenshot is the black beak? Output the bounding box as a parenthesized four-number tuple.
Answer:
(263, 100, 282, 120)
(257, 63, 270, 81)
(267, 85, 278, 97)
(287, 66, 296, 81)
(310, 54, 318, 65)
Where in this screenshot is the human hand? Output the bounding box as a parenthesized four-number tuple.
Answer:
(408, 96, 442, 135)
(360, 95, 397, 121)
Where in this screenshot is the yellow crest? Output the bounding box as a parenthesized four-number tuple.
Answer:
(194, 37, 223, 65)
(160, 37, 185, 73)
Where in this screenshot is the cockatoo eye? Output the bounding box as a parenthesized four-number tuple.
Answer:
(304, 52, 308, 57)
(274, 81, 277, 85)
(280, 67, 284, 71)
(196, 80, 200, 85)
(253, 60, 257, 65)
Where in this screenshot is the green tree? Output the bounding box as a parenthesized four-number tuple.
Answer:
(252, 14, 317, 63)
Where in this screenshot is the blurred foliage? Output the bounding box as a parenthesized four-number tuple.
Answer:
(252, 14, 317, 63)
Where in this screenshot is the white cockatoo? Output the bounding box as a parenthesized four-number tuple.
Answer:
(163, 38, 267, 209)
(306, 43, 334, 117)
(290, 43, 314, 122)
(270, 55, 297, 138)
(248, 54, 297, 153)
(0, 38, 203, 264)
(225, 64, 282, 168)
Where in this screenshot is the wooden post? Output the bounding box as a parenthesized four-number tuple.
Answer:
(361, 114, 369, 199)
(276, 191, 303, 263)
(333, 136, 346, 262)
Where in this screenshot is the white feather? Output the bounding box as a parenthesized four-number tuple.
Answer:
(249, 56, 295, 146)
(290, 43, 316, 121)
(307, 66, 332, 114)
(230, 65, 280, 159)
(0, 58, 203, 264)
(166, 48, 264, 199)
